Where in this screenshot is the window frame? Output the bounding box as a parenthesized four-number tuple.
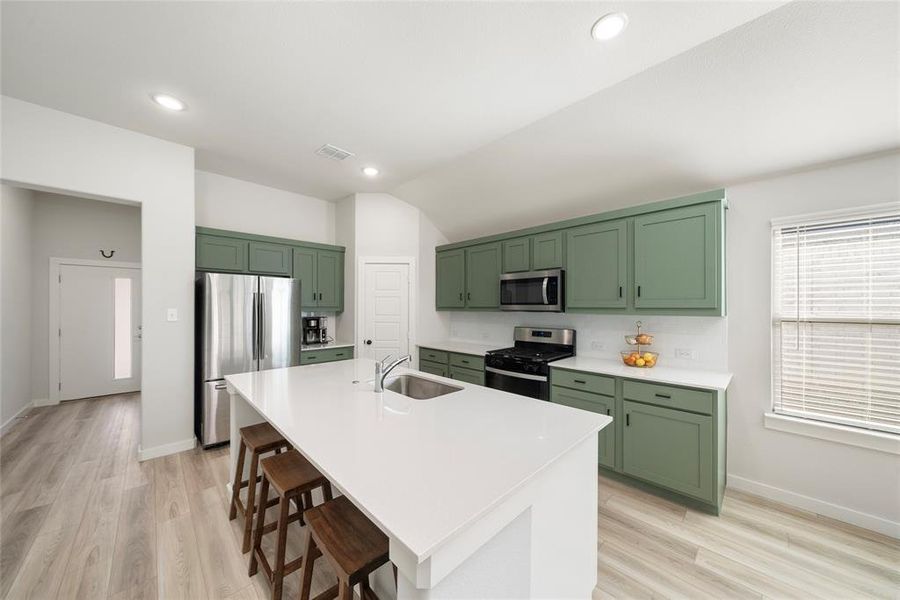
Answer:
(768, 203, 900, 453)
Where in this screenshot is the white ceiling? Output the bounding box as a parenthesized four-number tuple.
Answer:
(391, 0, 900, 240)
(1, 1, 781, 202)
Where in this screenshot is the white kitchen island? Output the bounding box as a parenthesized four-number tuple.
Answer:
(226, 358, 610, 599)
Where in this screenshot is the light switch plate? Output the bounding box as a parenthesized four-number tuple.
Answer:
(167, 308, 178, 322)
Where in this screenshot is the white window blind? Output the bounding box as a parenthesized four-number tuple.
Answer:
(772, 208, 900, 435)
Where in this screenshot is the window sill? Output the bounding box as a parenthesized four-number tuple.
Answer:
(764, 413, 900, 455)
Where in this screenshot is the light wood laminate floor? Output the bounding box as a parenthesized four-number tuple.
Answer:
(1, 394, 898, 599)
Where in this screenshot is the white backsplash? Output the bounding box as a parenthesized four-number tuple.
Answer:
(449, 312, 729, 371)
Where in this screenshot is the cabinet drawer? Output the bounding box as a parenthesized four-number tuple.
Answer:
(419, 359, 449, 378)
(550, 386, 615, 469)
(449, 366, 484, 386)
(419, 348, 449, 364)
(551, 368, 615, 396)
(623, 380, 713, 415)
(449, 352, 484, 371)
(300, 347, 354, 365)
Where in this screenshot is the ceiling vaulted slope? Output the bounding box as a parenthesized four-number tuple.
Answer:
(392, 1, 900, 240)
(1, 1, 781, 201)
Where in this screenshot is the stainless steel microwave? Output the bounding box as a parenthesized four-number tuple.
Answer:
(499, 269, 564, 312)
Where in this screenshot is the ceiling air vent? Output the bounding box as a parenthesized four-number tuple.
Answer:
(315, 144, 354, 161)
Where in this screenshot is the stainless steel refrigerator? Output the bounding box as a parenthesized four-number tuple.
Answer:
(195, 272, 301, 447)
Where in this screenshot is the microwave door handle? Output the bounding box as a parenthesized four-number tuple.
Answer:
(542, 277, 549, 305)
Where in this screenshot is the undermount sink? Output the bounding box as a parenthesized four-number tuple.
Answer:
(384, 374, 462, 400)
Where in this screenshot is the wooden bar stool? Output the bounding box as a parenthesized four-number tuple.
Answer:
(230, 422, 291, 553)
(249, 449, 333, 600)
(298, 495, 395, 600)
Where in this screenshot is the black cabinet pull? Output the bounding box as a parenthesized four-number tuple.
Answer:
(637, 285, 641, 297)
(626, 413, 630, 426)
(467, 292, 471, 300)
(319, 292, 323, 301)
(655, 393, 671, 399)
(573, 379, 586, 384)
(619, 286, 623, 298)
(606, 408, 610, 415)
(335, 353, 344, 357)
(461, 360, 469, 364)
(308, 355, 316, 359)
(459, 292, 463, 301)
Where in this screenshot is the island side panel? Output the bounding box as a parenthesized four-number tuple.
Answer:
(228, 387, 267, 491)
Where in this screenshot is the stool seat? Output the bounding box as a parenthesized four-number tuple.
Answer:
(262, 449, 328, 498)
(305, 496, 389, 587)
(240, 422, 287, 452)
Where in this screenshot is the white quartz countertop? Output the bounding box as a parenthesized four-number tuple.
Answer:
(552, 356, 732, 391)
(417, 339, 501, 356)
(300, 341, 354, 352)
(225, 358, 609, 562)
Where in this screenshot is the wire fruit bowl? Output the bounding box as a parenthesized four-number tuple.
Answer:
(621, 350, 658, 368)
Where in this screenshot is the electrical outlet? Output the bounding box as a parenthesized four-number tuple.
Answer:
(590, 341, 605, 351)
(167, 308, 178, 322)
(674, 348, 697, 360)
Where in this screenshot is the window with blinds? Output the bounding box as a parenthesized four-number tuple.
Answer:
(772, 208, 900, 435)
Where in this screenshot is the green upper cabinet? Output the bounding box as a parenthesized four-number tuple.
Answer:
(197, 234, 249, 273)
(633, 203, 720, 310)
(532, 231, 564, 270)
(248, 241, 292, 275)
(316, 250, 343, 311)
(502, 237, 531, 273)
(292, 247, 318, 307)
(465, 242, 501, 308)
(566, 220, 628, 309)
(436, 249, 466, 309)
(622, 399, 713, 502)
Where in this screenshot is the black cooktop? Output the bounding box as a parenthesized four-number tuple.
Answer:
(486, 346, 573, 363)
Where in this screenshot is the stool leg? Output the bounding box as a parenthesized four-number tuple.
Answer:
(272, 496, 291, 600)
(338, 581, 353, 600)
(298, 530, 319, 600)
(248, 476, 269, 575)
(241, 450, 261, 553)
(323, 481, 333, 502)
(229, 440, 247, 520)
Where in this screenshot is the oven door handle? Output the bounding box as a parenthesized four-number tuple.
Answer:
(541, 277, 549, 305)
(486, 366, 548, 382)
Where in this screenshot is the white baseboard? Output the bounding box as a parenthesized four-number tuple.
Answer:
(727, 474, 900, 539)
(138, 437, 197, 461)
(0, 401, 34, 435)
(32, 397, 56, 407)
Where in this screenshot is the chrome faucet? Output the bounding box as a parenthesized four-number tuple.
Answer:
(374, 354, 411, 392)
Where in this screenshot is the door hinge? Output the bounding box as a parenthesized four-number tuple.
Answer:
(58, 328, 62, 337)
(58, 382, 62, 391)
(58, 274, 62, 283)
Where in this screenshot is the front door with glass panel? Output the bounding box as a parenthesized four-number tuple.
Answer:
(58, 264, 141, 400)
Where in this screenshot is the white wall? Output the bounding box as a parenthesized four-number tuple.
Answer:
(0, 184, 35, 428)
(726, 152, 900, 534)
(195, 170, 335, 244)
(334, 195, 356, 343)
(1, 96, 196, 459)
(29, 192, 142, 402)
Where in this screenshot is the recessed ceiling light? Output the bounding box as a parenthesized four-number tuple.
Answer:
(150, 93, 186, 111)
(362, 166, 379, 177)
(591, 12, 628, 41)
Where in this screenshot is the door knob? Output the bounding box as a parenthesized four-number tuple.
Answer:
(365, 340, 373, 345)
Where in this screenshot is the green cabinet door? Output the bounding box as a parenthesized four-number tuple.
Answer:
(419, 359, 449, 378)
(502, 237, 531, 273)
(316, 250, 343, 311)
(622, 400, 713, 502)
(249, 241, 292, 275)
(292, 248, 318, 308)
(196, 234, 249, 272)
(449, 366, 485, 385)
(565, 220, 627, 309)
(465, 242, 501, 308)
(551, 386, 615, 469)
(633, 203, 719, 309)
(532, 231, 564, 270)
(436, 249, 466, 309)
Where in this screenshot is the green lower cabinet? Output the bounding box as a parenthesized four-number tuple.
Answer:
(633, 203, 720, 310)
(551, 386, 615, 469)
(436, 250, 466, 309)
(449, 366, 485, 385)
(622, 400, 714, 502)
(249, 241, 292, 275)
(197, 234, 249, 272)
(419, 359, 448, 378)
(300, 347, 353, 365)
(465, 242, 501, 308)
(566, 220, 627, 309)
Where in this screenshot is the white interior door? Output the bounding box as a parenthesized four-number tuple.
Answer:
(58, 264, 141, 400)
(361, 263, 410, 362)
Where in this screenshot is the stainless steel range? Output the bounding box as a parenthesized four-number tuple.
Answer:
(485, 327, 575, 400)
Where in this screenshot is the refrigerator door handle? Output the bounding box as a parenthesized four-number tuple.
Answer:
(252, 292, 259, 360)
(259, 292, 266, 359)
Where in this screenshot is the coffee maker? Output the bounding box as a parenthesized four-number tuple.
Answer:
(302, 316, 327, 345)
